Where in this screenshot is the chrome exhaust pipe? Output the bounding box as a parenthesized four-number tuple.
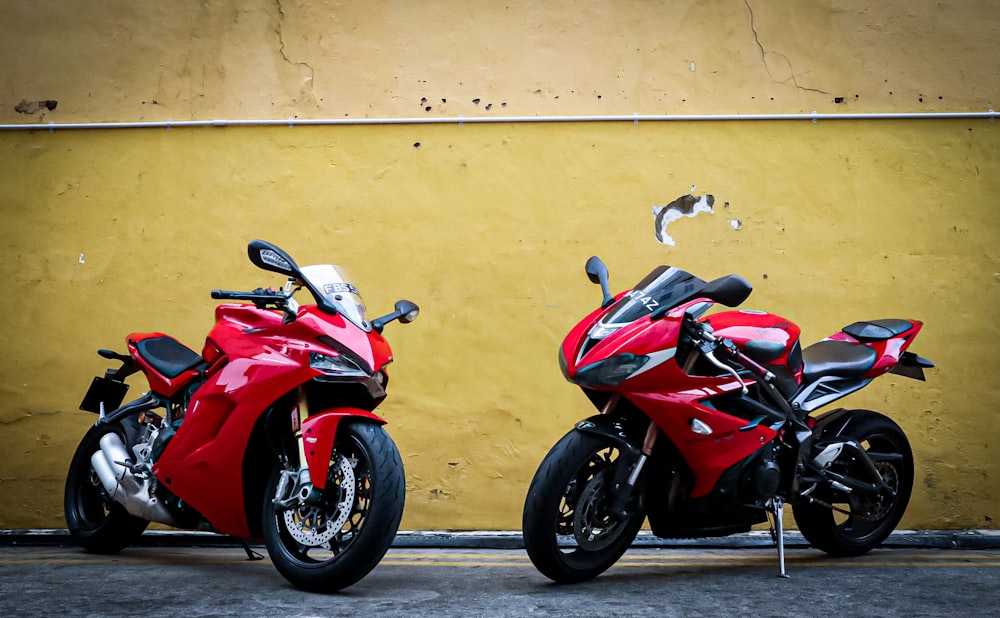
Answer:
(90, 431, 178, 526)
(90, 433, 138, 498)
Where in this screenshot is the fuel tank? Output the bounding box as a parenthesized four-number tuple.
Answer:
(704, 310, 803, 397)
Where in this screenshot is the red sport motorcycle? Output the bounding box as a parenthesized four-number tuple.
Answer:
(523, 256, 933, 581)
(65, 240, 419, 592)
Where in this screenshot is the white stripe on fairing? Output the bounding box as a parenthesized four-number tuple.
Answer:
(630, 348, 677, 378)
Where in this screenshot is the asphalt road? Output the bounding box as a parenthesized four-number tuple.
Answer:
(1, 545, 997, 617)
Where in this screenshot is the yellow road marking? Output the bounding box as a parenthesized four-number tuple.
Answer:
(379, 558, 1000, 568)
(2, 550, 998, 569)
(381, 551, 1000, 562)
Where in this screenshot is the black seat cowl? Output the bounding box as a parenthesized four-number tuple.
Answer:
(132, 335, 205, 379)
(801, 340, 877, 383)
(842, 319, 913, 342)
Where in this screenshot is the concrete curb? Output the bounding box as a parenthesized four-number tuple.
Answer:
(2, 528, 998, 549)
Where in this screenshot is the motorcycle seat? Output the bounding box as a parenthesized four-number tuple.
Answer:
(842, 319, 913, 342)
(800, 340, 877, 382)
(133, 335, 205, 379)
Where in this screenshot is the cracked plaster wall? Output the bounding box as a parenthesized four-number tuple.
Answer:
(0, 1, 998, 531)
(3, 0, 999, 123)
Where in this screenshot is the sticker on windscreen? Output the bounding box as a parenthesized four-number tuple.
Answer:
(323, 283, 360, 295)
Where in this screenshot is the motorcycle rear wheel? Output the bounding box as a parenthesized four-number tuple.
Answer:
(793, 410, 913, 557)
(64, 422, 149, 554)
(262, 421, 405, 592)
(522, 430, 646, 583)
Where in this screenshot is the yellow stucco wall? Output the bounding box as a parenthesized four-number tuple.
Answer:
(1, 1, 997, 531)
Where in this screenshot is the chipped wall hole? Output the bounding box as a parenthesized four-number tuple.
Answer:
(652, 194, 714, 246)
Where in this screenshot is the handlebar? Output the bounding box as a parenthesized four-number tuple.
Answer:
(212, 290, 255, 301)
(683, 314, 776, 391)
(211, 288, 294, 319)
(211, 287, 284, 301)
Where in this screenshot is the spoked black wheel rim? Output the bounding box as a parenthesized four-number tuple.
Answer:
(828, 437, 905, 542)
(263, 421, 405, 592)
(523, 429, 646, 583)
(557, 447, 635, 553)
(792, 410, 914, 557)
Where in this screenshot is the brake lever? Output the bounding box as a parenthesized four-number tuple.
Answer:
(700, 340, 748, 395)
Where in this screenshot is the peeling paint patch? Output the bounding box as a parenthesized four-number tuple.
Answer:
(652, 194, 714, 246)
(14, 99, 57, 114)
(729, 219, 742, 230)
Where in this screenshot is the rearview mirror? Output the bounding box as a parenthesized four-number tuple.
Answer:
(372, 299, 420, 333)
(700, 274, 752, 307)
(247, 239, 301, 278)
(585, 256, 614, 309)
(396, 300, 420, 324)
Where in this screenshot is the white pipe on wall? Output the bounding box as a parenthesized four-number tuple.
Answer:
(0, 110, 996, 131)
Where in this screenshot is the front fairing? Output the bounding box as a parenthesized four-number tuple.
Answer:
(560, 265, 710, 390)
(560, 268, 779, 500)
(560, 296, 699, 392)
(207, 303, 393, 378)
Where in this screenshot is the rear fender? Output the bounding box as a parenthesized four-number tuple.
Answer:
(302, 408, 386, 490)
(810, 407, 855, 439)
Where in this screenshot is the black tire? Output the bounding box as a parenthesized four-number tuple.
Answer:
(263, 421, 405, 592)
(64, 422, 149, 554)
(793, 410, 913, 557)
(522, 430, 646, 583)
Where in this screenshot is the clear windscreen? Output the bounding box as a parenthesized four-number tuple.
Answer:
(600, 266, 706, 327)
(299, 264, 370, 331)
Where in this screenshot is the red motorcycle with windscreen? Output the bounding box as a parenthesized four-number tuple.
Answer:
(522, 256, 933, 581)
(65, 240, 419, 592)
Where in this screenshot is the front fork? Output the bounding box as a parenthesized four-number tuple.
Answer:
(275, 388, 323, 508)
(604, 395, 659, 520)
(273, 387, 388, 509)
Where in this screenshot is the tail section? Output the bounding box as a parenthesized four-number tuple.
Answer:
(826, 319, 932, 380)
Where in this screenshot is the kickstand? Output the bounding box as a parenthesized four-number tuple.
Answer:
(768, 497, 790, 578)
(239, 539, 265, 561)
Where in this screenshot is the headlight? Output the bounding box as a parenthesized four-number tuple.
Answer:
(558, 347, 570, 381)
(572, 353, 650, 387)
(588, 323, 622, 340)
(310, 353, 369, 378)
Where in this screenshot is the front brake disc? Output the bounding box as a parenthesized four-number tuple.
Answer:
(281, 453, 356, 546)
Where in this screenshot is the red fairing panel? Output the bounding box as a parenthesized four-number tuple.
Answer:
(633, 389, 778, 498)
(560, 298, 781, 498)
(152, 361, 317, 537)
(152, 303, 384, 537)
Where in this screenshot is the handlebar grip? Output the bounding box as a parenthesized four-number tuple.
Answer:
(211, 289, 257, 300)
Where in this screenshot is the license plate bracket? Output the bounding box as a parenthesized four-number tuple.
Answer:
(79, 376, 129, 414)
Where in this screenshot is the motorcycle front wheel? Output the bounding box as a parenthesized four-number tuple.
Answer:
(522, 429, 646, 583)
(792, 410, 914, 557)
(64, 421, 149, 554)
(262, 421, 405, 592)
